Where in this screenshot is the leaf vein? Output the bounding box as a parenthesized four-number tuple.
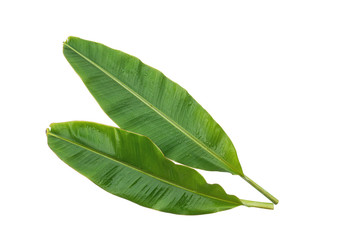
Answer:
(64, 42, 239, 174)
(48, 131, 240, 206)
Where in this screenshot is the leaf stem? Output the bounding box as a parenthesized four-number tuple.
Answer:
(242, 175, 279, 205)
(239, 199, 274, 210)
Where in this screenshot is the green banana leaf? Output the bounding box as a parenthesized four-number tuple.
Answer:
(63, 37, 278, 204)
(47, 121, 273, 214)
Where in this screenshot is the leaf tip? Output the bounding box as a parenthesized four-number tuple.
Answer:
(63, 36, 76, 46)
(46, 123, 56, 135)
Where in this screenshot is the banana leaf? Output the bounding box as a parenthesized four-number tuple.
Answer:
(47, 121, 273, 214)
(63, 37, 278, 204)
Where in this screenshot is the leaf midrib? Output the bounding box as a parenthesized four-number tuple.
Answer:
(64, 42, 240, 175)
(47, 130, 241, 206)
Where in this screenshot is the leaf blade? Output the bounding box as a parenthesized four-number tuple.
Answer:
(63, 37, 243, 175)
(47, 121, 273, 215)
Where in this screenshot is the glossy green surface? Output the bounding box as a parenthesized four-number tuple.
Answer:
(63, 37, 242, 175)
(63, 37, 278, 204)
(47, 121, 273, 215)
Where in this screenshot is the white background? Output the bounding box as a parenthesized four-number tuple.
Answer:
(1, 1, 359, 239)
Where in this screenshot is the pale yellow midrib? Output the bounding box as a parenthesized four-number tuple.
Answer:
(48, 131, 241, 206)
(64, 43, 240, 174)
